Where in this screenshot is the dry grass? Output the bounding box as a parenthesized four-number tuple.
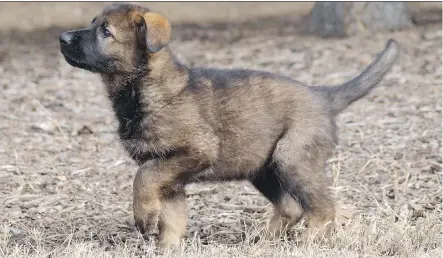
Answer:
(0, 2, 442, 258)
(1, 212, 441, 258)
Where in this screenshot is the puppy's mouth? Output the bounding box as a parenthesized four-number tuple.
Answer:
(62, 53, 99, 73)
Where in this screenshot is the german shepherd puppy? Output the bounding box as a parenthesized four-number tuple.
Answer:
(59, 3, 399, 249)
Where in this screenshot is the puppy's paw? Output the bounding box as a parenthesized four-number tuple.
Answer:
(134, 212, 160, 235)
(300, 221, 335, 244)
(158, 237, 182, 253)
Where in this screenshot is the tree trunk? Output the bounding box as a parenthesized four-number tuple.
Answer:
(308, 2, 413, 37)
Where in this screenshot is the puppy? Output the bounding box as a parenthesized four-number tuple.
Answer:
(59, 3, 399, 249)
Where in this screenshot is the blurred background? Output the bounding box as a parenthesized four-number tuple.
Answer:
(0, 2, 441, 32)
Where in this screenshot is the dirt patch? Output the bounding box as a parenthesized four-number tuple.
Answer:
(0, 3, 441, 258)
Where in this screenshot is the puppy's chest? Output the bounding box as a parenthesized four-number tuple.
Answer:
(111, 85, 154, 164)
(112, 86, 145, 139)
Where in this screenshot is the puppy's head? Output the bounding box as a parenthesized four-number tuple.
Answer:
(59, 3, 171, 74)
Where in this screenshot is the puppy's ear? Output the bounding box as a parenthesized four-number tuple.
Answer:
(131, 11, 171, 53)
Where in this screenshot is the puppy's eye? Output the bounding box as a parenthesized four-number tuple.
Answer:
(103, 28, 112, 38)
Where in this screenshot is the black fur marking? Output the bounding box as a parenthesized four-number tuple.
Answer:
(111, 81, 144, 141)
(250, 162, 283, 204)
(250, 161, 311, 211)
(60, 28, 117, 74)
(284, 176, 311, 211)
(189, 68, 283, 90)
(109, 79, 176, 165)
(110, 80, 148, 164)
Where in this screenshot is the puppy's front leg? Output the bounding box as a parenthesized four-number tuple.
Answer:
(133, 160, 163, 236)
(158, 186, 187, 250)
(133, 153, 212, 247)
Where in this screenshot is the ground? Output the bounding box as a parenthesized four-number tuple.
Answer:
(0, 3, 441, 258)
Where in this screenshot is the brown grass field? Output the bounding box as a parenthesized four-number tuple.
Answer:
(0, 2, 441, 258)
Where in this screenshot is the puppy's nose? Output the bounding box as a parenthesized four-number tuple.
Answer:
(59, 32, 75, 45)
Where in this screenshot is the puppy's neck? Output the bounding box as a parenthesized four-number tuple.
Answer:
(102, 48, 188, 102)
(145, 48, 189, 100)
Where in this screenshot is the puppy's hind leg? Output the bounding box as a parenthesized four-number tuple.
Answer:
(250, 164, 303, 239)
(271, 128, 336, 240)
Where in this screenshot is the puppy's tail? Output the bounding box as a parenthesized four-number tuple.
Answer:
(312, 39, 399, 116)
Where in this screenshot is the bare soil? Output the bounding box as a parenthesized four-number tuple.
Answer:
(0, 3, 441, 258)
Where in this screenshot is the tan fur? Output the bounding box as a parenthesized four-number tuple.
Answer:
(158, 187, 187, 250)
(130, 10, 171, 53)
